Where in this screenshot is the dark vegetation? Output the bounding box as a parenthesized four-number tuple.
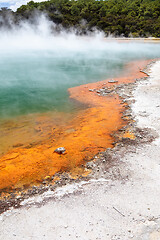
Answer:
(0, 0, 160, 37)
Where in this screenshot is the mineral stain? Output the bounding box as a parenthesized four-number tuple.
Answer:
(0, 60, 149, 192)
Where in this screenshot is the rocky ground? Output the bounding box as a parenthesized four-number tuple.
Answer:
(0, 60, 160, 240)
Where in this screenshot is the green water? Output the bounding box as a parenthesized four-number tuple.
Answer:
(0, 39, 160, 119)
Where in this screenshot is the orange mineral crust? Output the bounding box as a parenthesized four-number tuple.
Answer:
(0, 60, 150, 192)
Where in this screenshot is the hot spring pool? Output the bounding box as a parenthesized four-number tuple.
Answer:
(0, 20, 160, 191)
(0, 33, 160, 119)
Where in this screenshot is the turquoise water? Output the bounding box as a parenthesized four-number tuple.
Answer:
(0, 37, 160, 119)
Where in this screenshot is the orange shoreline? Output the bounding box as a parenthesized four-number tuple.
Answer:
(0, 59, 150, 193)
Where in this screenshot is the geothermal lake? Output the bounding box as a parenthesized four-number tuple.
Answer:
(0, 35, 160, 119)
(0, 29, 160, 191)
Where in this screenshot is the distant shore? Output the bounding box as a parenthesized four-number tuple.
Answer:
(105, 37, 160, 41)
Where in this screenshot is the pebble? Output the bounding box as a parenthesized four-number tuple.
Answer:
(54, 147, 66, 154)
(108, 79, 118, 83)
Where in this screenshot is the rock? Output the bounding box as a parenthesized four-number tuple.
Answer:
(108, 79, 118, 83)
(54, 147, 66, 154)
(86, 161, 96, 169)
(105, 90, 112, 94)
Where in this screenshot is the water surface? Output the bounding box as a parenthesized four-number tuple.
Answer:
(0, 35, 160, 119)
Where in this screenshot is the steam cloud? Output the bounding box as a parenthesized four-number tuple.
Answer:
(0, 14, 159, 54)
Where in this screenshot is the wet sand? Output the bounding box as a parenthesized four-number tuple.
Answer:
(0, 60, 149, 193)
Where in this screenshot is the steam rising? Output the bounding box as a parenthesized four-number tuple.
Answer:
(0, 15, 160, 119)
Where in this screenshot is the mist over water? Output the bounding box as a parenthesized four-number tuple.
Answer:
(0, 15, 160, 119)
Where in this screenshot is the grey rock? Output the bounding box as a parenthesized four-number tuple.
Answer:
(54, 147, 66, 154)
(105, 90, 112, 93)
(86, 162, 96, 169)
(108, 79, 118, 83)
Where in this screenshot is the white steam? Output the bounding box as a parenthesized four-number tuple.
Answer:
(0, 14, 106, 52)
(0, 14, 159, 56)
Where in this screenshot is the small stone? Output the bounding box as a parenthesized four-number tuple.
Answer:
(54, 147, 66, 154)
(105, 90, 112, 93)
(86, 162, 96, 169)
(108, 79, 118, 83)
